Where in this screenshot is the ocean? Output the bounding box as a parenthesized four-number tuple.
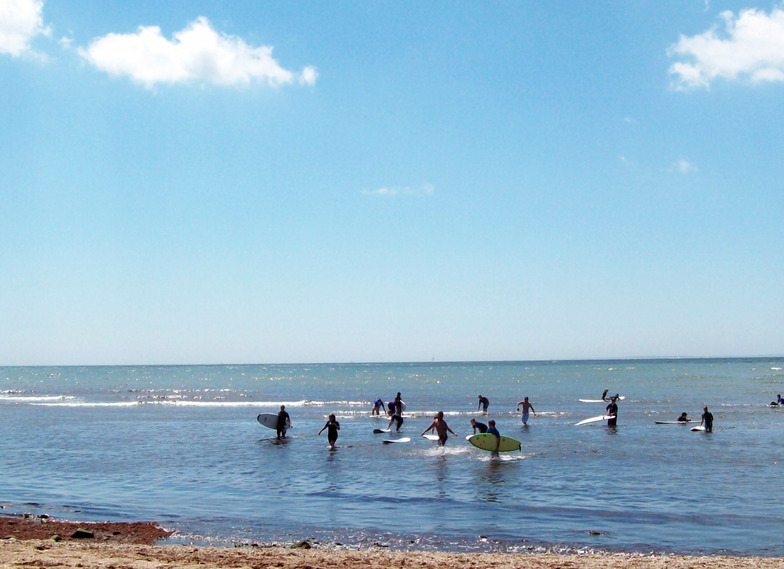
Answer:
(1, 358, 783, 555)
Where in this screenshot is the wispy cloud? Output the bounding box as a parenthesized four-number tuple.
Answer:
(362, 183, 435, 197)
(670, 159, 698, 174)
(0, 0, 50, 58)
(79, 16, 317, 89)
(668, 7, 784, 90)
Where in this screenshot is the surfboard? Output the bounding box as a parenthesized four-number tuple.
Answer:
(373, 428, 391, 434)
(421, 434, 440, 442)
(468, 433, 521, 453)
(575, 415, 615, 426)
(579, 396, 626, 403)
(690, 425, 706, 432)
(382, 437, 411, 444)
(257, 413, 288, 430)
(655, 420, 692, 424)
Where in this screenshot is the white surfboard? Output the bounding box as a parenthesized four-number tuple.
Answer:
(373, 428, 391, 434)
(575, 415, 615, 426)
(257, 413, 288, 430)
(655, 420, 692, 424)
(421, 434, 440, 442)
(579, 396, 626, 403)
(382, 437, 411, 444)
(690, 425, 706, 432)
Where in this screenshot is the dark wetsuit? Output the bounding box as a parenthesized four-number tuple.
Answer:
(606, 402, 618, 427)
(702, 411, 713, 433)
(473, 421, 488, 433)
(478, 396, 489, 412)
(323, 420, 340, 443)
(276, 410, 290, 439)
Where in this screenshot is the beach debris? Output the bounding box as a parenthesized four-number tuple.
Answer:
(291, 540, 312, 549)
(71, 528, 95, 539)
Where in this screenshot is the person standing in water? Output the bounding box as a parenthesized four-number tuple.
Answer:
(422, 411, 458, 446)
(477, 394, 490, 413)
(701, 406, 713, 433)
(394, 392, 404, 416)
(516, 396, 536, 425)
(318, 413, 340, 450)
(276, 405, 291, 440)
(605, 397, 618, 427)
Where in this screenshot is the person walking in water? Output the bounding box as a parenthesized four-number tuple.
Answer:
(318, 413, 340, 450)
(477, 394, 490, 413)
(422, 411, 458, 446)
(486, 419, 501, 456)
(516, 396, 536, 426)
(276, 405, 291, 440)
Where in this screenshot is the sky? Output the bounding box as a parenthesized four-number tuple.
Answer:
(1, 0, 783, 365)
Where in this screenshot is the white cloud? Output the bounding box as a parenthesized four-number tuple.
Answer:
(668, 7, 784, 89)
(0, 0, 50, 57)
(79, 16, 316, 88)
(362, 183, 435, 197)
(671, 159, 698, 174)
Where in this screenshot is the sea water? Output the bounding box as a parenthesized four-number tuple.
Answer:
(1, 359, 783, 555)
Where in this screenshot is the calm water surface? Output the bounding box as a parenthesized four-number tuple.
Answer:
(1, 359, 783, 555)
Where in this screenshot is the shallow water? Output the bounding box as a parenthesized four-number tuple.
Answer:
(1, 359, 783, 554)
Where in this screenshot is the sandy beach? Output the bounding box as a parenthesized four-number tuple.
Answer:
(2, 516, 784, 569)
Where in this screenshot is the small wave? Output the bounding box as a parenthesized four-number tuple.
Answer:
(0, 395, 75, 403)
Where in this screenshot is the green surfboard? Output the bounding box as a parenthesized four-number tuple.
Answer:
(468, 433, 521, 453)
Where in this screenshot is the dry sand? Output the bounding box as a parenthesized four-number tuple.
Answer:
(2, 515, 783, 569)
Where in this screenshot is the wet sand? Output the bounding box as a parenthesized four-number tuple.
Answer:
(2, 515, 783, 569)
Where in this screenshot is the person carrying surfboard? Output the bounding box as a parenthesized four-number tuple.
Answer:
(276, 405, 291, 440)
(486, 419, 501, 455)
(421, 411, 457, 446)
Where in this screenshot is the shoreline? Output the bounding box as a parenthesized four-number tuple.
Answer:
(3, 515, 784, 569)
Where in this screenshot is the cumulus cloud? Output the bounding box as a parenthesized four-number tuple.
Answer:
(668, 7, 784, 89)
(79, 16, 317, 88)
(362, 183, 435, 197)
(0, 0, 50, 57)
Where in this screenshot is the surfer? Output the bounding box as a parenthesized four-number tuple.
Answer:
(777, 394, 784, 406)
(605, 397, 618, 427)
(371, 398, 386, 416)
(477, 394, 489, 413)
(276, 405, 291, 440)
(421, 411, 457, 446)
(486, 419, 501, 455)
(677, 412, 690, 423)
(318, 413, 340, 450)
(700, 406, 713, 433)
(470, 418, 488, 434)
(394, 392, 404, 416)
(601, 388, 609, 401)
(516, 396, 537, 425)
(388, 412, 404, 432)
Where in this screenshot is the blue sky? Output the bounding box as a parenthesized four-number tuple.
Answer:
(1, 1, 783, 365)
